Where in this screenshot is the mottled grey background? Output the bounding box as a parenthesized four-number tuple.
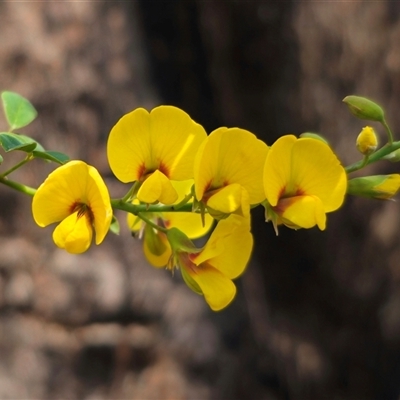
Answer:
(0, 1, 400, 399)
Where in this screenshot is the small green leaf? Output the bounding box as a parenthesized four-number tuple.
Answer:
(109, 215, 120, 235)
(0, 132, 37, 152)
(32, 150, 70, 165)
(1, 91, 38, 130)
(0, 154, 3, 164)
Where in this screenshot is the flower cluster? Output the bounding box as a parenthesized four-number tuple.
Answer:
(30, 104, 351, 311)
(3, 89, 393, 311)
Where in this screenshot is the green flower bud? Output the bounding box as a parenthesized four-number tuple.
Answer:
(356, 126, 378, 155)
(347, 174, 400, 200)
(343, 95, 385, 122)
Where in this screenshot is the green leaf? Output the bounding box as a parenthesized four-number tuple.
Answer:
(109, 215, 120, 235)
(0, 132, 37, 152)
(1, 91, 38, 130)
(32, 150, 70, 165)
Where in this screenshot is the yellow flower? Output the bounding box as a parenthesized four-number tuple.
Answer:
(32, 161, 112, 254)
(264, 135, 347, 231)
(347, 174, 400, 200)
(173, 215, 253, 311)
(107, 106, 207, 205)
(194, 127, 268, 218)
(128, 180, 214, 267)
(356, 126, 378, 155)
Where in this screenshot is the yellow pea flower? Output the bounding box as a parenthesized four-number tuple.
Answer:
(32, 161, 112, 254)
(128, 180, 214, 267)
(171, 215, 253, 311)
(264, 135, 347, 232)
(194, 127, 269, 218)
(107, 106, 207, 205)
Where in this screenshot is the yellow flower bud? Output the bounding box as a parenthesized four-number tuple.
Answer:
(347, 174, 400, 200)
(356, 126, 378, 155)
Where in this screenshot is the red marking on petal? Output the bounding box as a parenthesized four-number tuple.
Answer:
(159, 162, 170, 178)
(278, 186, 286, 199)
(137, 163, 146, 180)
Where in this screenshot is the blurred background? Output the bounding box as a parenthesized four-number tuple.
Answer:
(1, 1, 400, 399)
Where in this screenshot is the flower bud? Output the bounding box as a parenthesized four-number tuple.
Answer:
(343, 95, 385, 122)
(347, 174, 400, 200)
(356, 126, 378, 155)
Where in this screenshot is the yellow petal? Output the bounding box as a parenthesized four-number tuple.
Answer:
(171, 179, 194, 203)
(184, 263, 237, 311)
(264, 135, 296, 206)
(162, 211, 214, 239)
(107, 106, 207, 183)
(194, 127, 268, 204)
(107, 108, 151, 182)
(143, 225, 171, 268)
(85, 165, 113, 244)
(193, 214, 252, 278)
(52, 211, 93, 254)
(290, 138, 347, 212)
(149, 106, 207, 180)
(137, 170, 178, 204)
(206, 183, 246, 214)
(373, 174, 400, 199)
(279, 195, 326, 230)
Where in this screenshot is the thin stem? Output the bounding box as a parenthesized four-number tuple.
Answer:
(121, 181, 140, 203)
(382, 119, 394, 145)
(137, 212, 168, 234)
(111, 198, 193, 214)
(1, 155, 33, 178)
(345, 140, 400, 173)
(173, 193, 193, 210)
(0, 176, 36, 196)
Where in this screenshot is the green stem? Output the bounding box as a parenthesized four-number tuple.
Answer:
(137, 212, 168, 233)
(121, 181, 140, 203)
(1, 155, 32, 178)
(111, 198, 193, 214)
(0, 176, 36, 196)
(382, 119, 394, 145)
(173, 193, 193, 210)
(345, 140, 400, 173)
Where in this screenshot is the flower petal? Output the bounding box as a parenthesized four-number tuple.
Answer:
(206, 183, 249, 216)
(85, 165, 113, 244)
(290, 138, 347, 212)
(149, 106, 207, 180)
(184, 263, 237, 311)
(163, 211, 214, 239)
(264, 135, 296, 206)
(193, 214, 252, 279)
(279, 195, 326, 230)
(194, 127, 268, 204)
(107, 108, 151, 183)
(137, 170, 178, 204)
(52, 211, 93, 254)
